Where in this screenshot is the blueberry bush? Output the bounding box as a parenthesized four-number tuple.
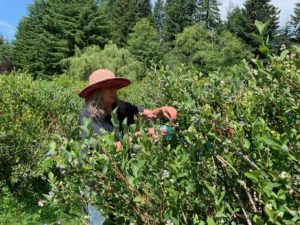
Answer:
(45, 41, 300, 224)
(0, 23, 299, 225)
(0, 73, 83, 191)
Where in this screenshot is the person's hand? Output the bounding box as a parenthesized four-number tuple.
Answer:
(115, 141, 122, 152)
(143, 109, 157, 121)
(160, 106, 177, 121)
(147, 127, 168, 142)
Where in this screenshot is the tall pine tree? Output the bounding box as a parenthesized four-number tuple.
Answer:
(153, 0, 165, 41)
(163, 0, 197, 44)
(290, 2, 300, 42)
(227, 0, 280, 51)
(127, 18, 162, 68)
(227, 6, 245, 39)
(109, 0, 152, 46)
(0, 36, 13, 74)
(13, 0, 110, 76)
(192, 0, 221, 30)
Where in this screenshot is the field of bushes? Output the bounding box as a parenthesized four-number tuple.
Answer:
(1, 0, 300, 223)
(1, 37, 299, 224)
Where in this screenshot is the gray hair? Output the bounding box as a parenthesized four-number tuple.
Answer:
(85, 91, 106, 120)
(85, 91, 126, 121)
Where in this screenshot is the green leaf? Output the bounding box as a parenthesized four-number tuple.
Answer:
(244, 172, 259, 182)
(216, 191, 225, 206)
(255, 20, 270, 36)
(186, 183, 195, 193)
(288, 153, 297, 161)
(79, 117, 92, 139)
(281, 144, 289, 152)
(215, 205, 226, 218)
(133, 196, 145, 204)
(49, 142, 57, 152)
(262, 136, 282, 149)
(277, 189, 288, 200)
(280, 50, 289, 61)
(243, 138, 250, 150)
(36, 159, 54, 175)
(284, 206, 298, 216)
(111, 107, 119, 130)
(259, 46, 270, 55)
(207, 216, 216, 225)
(131, 164, 138, 177)
(204, 181, 216, 196)
(253, 215, 263, 225)
(48, 172, 54, 181)
(264, 207, 275, 219)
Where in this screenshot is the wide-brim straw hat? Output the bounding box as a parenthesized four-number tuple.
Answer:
(79, 69, 131, 99)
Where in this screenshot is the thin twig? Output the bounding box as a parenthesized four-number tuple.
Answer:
(182, 211, 188, 224)
(238, 180, 258, 213)
(225, 202, 237, 220)
(212, 155, 217, 188)
(235, 151, 260, 170)
(102, 147, 155, 224)
(215, 155, 238, 175)
(232, 189, 253, 225)
(215, 155, 255, 223)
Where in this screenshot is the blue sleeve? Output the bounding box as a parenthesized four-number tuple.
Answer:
(137, 106, 144, 113)
(79, 108, 104, 141)
(79, 108, 119, 142)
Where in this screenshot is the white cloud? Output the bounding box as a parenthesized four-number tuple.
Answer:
(0, 20, 14, 30)
(0, 20, 16, 40)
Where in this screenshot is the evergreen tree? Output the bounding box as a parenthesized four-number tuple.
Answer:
(226, 0, 235, 18)
(174, 25, 252, 72)
(0, 36, 13, 74)
(109, 0, 152, 46)
(163, 0, 197, 44)
(227, 0, 280, 51)
(153, 0, 165, 41)
(13, 0, 110, 76)
(290, 2, 300, 42)
(137, 0, 152, 18)
(127, 18, 162, 68)
(192, 0, 221, 30)
(227, 6, 245, 40)
(273, 25, 292, 48)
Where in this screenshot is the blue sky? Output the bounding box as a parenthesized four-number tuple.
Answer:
(0, 0, 298, 41)
(220, 0, 298, 27)
(0, 0, 32, 41)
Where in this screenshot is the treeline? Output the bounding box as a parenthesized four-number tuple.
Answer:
(0, 0, 300, 77)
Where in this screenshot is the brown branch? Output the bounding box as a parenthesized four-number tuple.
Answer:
(101, 147, 155, 224)
(215, 155, 238, 176)
(216, 158, 252, 225)
(235, 152, 260, 170)
(182, 211, 188, 224)
(215, 155, 257, 219)
(232, 189, 253, 225)
(238, 180, 258, 213)
(212, 155, 217, 188)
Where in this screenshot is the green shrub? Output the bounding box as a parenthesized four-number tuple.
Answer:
(65, 43, 144, 81)
(46, 46, 299, 224)
(127, 18, 163, 69)
(0, 181, 79, 225)
(0, 72, 83, 192)
(173, 25, 253, 73)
